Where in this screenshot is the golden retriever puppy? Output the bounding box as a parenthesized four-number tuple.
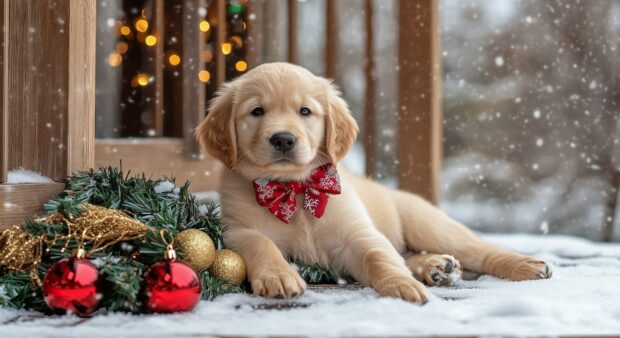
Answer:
(196, 62, 551, 303)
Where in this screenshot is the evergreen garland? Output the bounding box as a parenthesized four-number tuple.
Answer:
(0, 167, 342, 313)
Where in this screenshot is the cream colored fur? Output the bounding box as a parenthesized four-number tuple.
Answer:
(196, 62, 551, 303)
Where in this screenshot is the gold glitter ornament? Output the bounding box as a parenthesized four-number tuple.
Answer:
(208, 249, 246, 285)
(175, 229, 216, 271)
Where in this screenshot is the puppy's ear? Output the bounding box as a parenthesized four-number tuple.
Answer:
(325, 83, 359, 163)
(195, 82, 237, 168)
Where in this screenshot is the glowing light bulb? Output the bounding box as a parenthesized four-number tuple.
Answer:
(117, 41, 129, 54)
(199, 20, 210, 32)
(198, 70, 211, 83)
(201, 50, 213, 63)
(168, 53, 181, 66)
(235, 60, 248, 72)
(230, 35, 243, 48)
(108, 52, 122, 67)
(145, 35, 157, 46)
(135, 19, 149, 33)
(136, 73, 150, 86)
(120, 25, 131, 36)
(221, 42, 232, 55)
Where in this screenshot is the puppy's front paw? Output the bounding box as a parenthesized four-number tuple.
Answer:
(251, 265, 306, 299)
(375, 276, 429, 304)
(509, 257, 552, 281)
(423, 254, 462, 286)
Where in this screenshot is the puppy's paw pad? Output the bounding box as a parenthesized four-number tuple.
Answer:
(251, 266, 306, 299)
(424, 255, 463, 287)
(510, 258, 552, 281)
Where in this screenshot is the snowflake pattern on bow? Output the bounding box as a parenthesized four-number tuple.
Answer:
(252, 163, 341, 223)
(255, 179, 276, 202)
(303, 196, 320, 214)
(277, 201, 295, 223)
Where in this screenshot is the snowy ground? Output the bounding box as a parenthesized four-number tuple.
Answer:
(2, 234, 620, 337)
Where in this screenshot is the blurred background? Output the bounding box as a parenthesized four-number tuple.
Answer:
(94, 0, 620, 241)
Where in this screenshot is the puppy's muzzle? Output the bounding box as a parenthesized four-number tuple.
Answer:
(270, 132, 296, 154)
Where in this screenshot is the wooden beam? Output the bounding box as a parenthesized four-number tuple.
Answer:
(1, 0, 96, 181)
(364, 0, 375, 178)
(181, 0, 205, 159)
(325, 0, 337, 79)
(0, 0, 6, 182)
(95, 139, 222, 192)
(216, 0, 227, 85)
(287, 0, 297, 64)
(397, 0, 442, 204)
(246, 0, 262, 68)
(152, 0, 165, 136)
(67, 0, 96, 176)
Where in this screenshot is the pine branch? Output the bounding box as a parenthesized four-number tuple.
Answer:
(292, 260, 342, 284)
(0, 272, 48, 312)
(99, 259, 146, 313)
(199, 270, 244, 300)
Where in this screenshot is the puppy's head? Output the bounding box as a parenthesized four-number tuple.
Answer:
(196, 62, 358, 181)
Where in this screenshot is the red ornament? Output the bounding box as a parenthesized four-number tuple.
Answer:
(42, 251, 101, 317)
(142, 245, 201, 313)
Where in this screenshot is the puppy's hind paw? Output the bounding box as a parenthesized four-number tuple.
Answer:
(509, 258, 552, 281)
(423, 255, 463, 287)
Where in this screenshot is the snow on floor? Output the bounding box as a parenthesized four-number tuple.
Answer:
(2, 234, 620, 337)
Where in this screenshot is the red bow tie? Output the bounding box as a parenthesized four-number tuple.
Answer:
(252, 164, 341, 223)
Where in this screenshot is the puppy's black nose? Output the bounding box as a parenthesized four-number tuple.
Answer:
(270, 132, 296, 153)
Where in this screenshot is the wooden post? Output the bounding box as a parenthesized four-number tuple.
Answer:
(152, 0, 165, 136)
(287, 0, 297, 64)
(325, 0, 337, 79)
(181, 0, 206, 159)
(247, 0, 262, 67)
(216, 0, 227, 86)
(397, 0, 442, 204)
(0, 0, 6, 182)
(364, 0, 375, 178)
(0, 0, 96, 229)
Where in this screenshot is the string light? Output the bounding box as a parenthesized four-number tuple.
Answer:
(117, 41, 129, 54)
(108, 52, 122, 67)
(201, 50, 213, 63)
(135, 19, 149, 33)
(235, 60, 248, 72)
(135, 73, 150, 86)
(198, 70, 211, 83)
(145, 35, 157, 46)
(230, 36, 243, 48)
(168, 53, 181, 66)
(221, 42, 232, 55)
(120, 25, 131, 36)
(199, 20, 210, 32)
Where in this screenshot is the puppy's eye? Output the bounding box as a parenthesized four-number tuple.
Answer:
(299, 107, 311, 116)
(251, 106, 264, 117)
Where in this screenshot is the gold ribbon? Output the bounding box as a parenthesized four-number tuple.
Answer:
(0, 204, 148, 285)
